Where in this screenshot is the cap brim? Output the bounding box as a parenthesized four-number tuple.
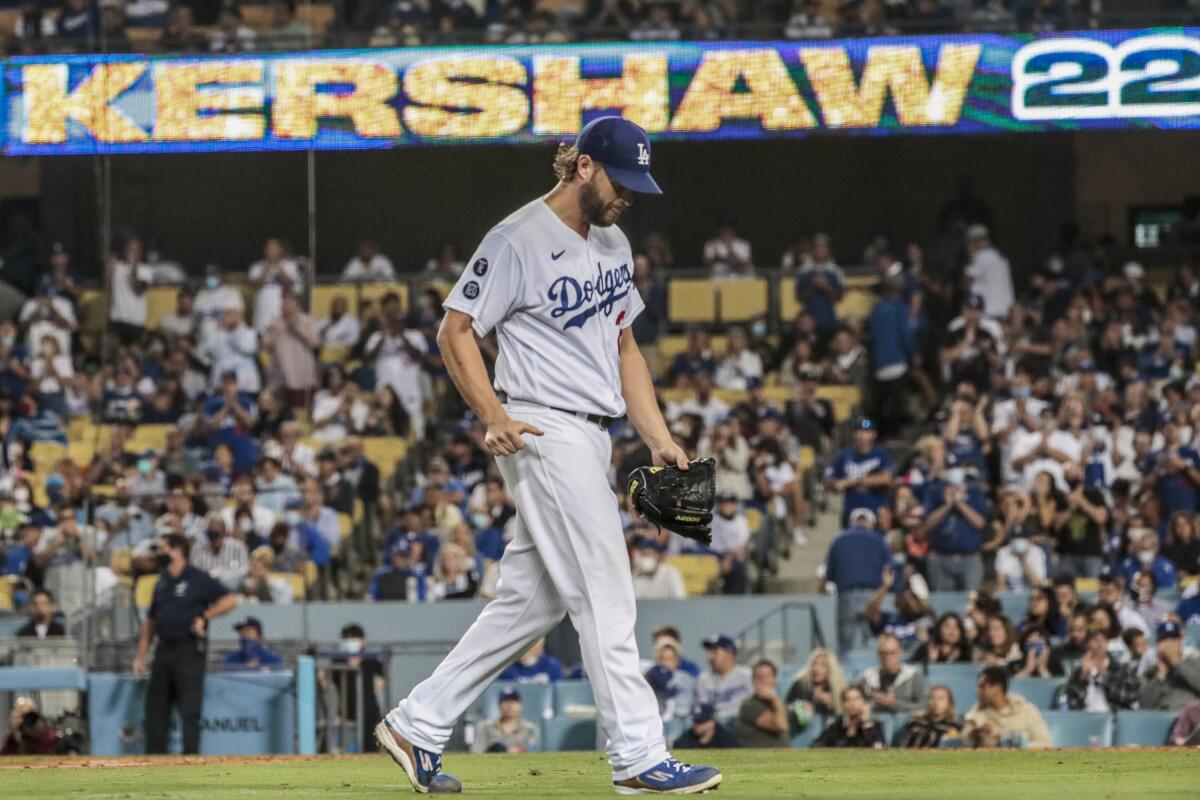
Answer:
(603, 165, 662, 195)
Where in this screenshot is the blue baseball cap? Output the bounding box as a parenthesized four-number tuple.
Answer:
(391, 537, 412, 557)
(964, 293, 985, 311)
(575, 116, 662, 195)
(234, 616, 263, 636)
(644, 664, 676, 695)
(499, 686, 522, 702)
(692, 702, 716, 723)
(701, 634, 737, 654)
(1156, 620, 1182, 640)
(855, 417, 875, 432)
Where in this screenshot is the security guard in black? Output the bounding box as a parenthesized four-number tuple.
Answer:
(134, 533, 237, 754)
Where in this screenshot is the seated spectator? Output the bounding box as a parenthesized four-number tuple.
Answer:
(190, 516, 249, 590)
(672, 702, 740, 749)
(428, 542, 479, 601)
(318, 295, 361, 350)
(708, 494, 749, 595)
(260, 0, 314, 49)
(1098, 568, 1150, 634)
(703, 221, 752, 277)
(263, 293, 319, 408)
(1121, 527, 1179, 591)
(734, 660, 788, 748)
(1132, 571, 1174, 631)
(267, 519, 308, 574)
(864, 566, 933, 647)
(1089, 605, 1131, 661)
(812, 686, 884, 749)
(238, 546, 295, 605)
(209, 7, 255, 51)
(425, 241, 465, 279)
(161, 5, 208, 50)
(697, 634, 752, 720)
(674, 371, 729, 434)
(498, 639, 562, 684)
(962, 666, 1051, 749)
(255, 449, 299, 516)
(896, 685, 962, 748)
(1020, 587, 1064, 641)
(1011, 626, 1057, 679)
(784, 0, 835, 40)
(1164, 511, 1200, 577)
(631, 536, 686, 599)
(827, 326, 867, 386)
(367, 537, 427, 602)
(859, 632, 927, 713)
(668, 329, 716, 389)
(785, 647, 844, 730)
(911, 612, 972, 664)
(1064, 628, 1140, 711)
(221, 475, 277, 546)
(471, 686, 539, 753)
(652, 625, 702, 678)
(342, 240, 395, 281)
(647, 637, 696, 723)
(1140, 620, 1200, 711)
(713, 327, 763, 391)
(825, 418, 893, 528)
(630, 1, 681, 41)
(972, 615, 1019, 668)
(15, 588, 65, 638)
(221, 617, 284, 671)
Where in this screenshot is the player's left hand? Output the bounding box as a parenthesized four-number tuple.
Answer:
(650, 440, 689, 470)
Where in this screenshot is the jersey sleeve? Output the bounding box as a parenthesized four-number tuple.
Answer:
(621, 281, 646, 330)
(444, 232, 524, 337)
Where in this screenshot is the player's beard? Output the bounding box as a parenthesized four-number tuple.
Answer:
(579, 178, 622, 228)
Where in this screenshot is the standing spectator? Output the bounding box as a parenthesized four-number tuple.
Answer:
(1064, 628, 1141, 712)
(342, 240, 395, 281)
(366, 309, 429, 439)
(811, 686, 885, 748)
(707, 493, 750, 595)
(317, 295, 361, 349)
(631, 537, 686, 599)
(190, 516, 250, 590)
(471, 687, 540, 753)
(939, 294, 1002, 394)
(15, 588, 65, 638)
(200, 309, 260, 394)
(825, 417, 894, 527)
(330, 623, 386, 753)
(961, 666, 1051, 749)
(1054, 476, 1110, 578)
(498, 639, 562, 684)
(1141, 417, 1200, 520)
(133, 533, 238, 755)
(108, 238, 153, 345)
(867, 274, 914, 439)
(794, 235, 844, 346)
(696, 634, 753, 720)
(823, 507, 892, 653)
(1140, 620, 1200, 711)
(672, 702, 740, 749)
(963, 225, 1013, 319)
(713, 327, 763, 391)
(193, 265, 245, 335)
(247, 238, 302, 333)
(992, 526, 1047, 593)
(263, 293, 320, 408)
(733, 660, 788, 747)
(703, 221, 752, 277)
(858, 633, 927, 713)
(918, 468, 992, 592)
(425, 242, 465, 279)
(896, 685, 962, 748)
(203, 370, 259, 473)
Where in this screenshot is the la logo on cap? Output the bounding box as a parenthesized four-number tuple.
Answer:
(637, 142, 650, 166)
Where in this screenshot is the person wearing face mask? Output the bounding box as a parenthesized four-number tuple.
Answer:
(993, 525, 1047, 593)
(708, 493, 750, 595)
(333, 623, 386, 753)
(221, 617, 283, 671)
(190, 516, 250, 590)
(1120, 527, 1179, 591)
(133, 533, 237, 754)
(917, 465, 993, 592)
(867, 273, 915, 441)
(220, 476, 277, 546)
(630, 537, 685, 600)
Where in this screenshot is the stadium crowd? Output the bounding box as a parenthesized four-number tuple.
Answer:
(4, 0, 1187, 56)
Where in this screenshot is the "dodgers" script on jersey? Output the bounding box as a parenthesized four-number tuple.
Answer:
(548, 261, 633, 330)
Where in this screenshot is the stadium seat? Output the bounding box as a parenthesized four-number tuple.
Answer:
(997, 593, 1029, 623)
(110, 548, 132, 577)
(797, 445, 816, 472)
(924, 664, 979, 709)
(144, 286, 179, 330)
(78, 290, 107, 333)
(475, 682, 554, 724)
(0, 10, 18, 38)
(656, 335, 690, 364)
(1009, 678, 1062, 711)
(134, 574, 158, 610)
(319, 344, 351, 366)
(840, 649, 877, 678)
(743, 507, 763, 534)
(272, 572, 305, 601)
(1074, 577, 1099, 594)
(815, 385, 861, 423)
(1043, 711, 1112, 748)
(663, 554, 720, 596)
(1188, 623, 1200, 648)
(835, 289, 876, 320)
(0, 576, 16, 611)
(294, 2, 335, 33)
(718, 277, 768, 322)
(337, 513, 353, 540)
(928, 592, 972, 617)
(540, 716, 597, 751)
(310, 285, 351, 321)
(358, 283, 409, 316)
(360, 437, 407, 485)
(29, 441, 66, 471)
(791, 715, 827, 748)
(1112, 710, 1178, 747)
(129, 424, 169, 454)
(779, 277, 800, 322)
(878, 712, 910, 746)
(667, 279, 716, 323)
(553, 681, 596, 717)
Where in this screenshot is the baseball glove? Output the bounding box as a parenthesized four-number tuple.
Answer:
(627, 457, 716, 545)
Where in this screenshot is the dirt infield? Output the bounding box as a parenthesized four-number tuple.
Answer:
(0, 754, 363, 770)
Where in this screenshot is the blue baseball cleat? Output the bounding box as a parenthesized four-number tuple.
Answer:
(612, 757, 723, 795)
(374, 721, 462, 794)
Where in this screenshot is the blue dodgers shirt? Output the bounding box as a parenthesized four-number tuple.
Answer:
(922, 480, 991, 555)
(1143, 447, 1200, 517)
(1177, 595, 1200, 626)
(826, 446, 894, 526)
(824, 525, 892, 592)
(498, 653, 564, 683)
(1120, 555, 1179, 591)
(796, 267, 843, 333)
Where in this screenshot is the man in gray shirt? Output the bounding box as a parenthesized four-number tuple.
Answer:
(471, 687, 540, 753)
(695, 635, 753, 721)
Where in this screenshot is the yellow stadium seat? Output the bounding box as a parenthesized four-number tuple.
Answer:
(67, 440, 95, 467)
(272, 571, 306, 600)
(843, 274, 877, 290)
(361, 436, 406, 482)
(239, 3, 274, 31)
(78, 289, 107, 333)
(657, 335, 689, 364)
(719, 277, 768, 322)
(835, 289, 876, 320)
(319, 344, 350, 365)
(144, 286, 179, 330)
(0, 576, 17, 611)
(359, 283, 408, 317)
(128, 424, 169, 454)
(817, 385, 862, 423)
(664, 554, 720, 597)
(422, 281, 454, 300)
(311, 284, 352, 321)
(779, 277, 800, 322)
(0, 10, 18, 38)
(303, 560, 319, 588)
(798, 445, 816, 472)
(337, 513, 353, 539)
(29, 441, 67, 472)
(1178, 574, 1198, 592)
(743, 507, 763, 533)
(294, 2, 335, 33)
(1075, 577, 1099, 594)
(667, 279, 716, 323)
(135, 574, 158, 609)
(110, 548, 132, 577)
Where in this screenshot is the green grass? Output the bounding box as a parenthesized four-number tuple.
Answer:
(2, 749, 1196, 799)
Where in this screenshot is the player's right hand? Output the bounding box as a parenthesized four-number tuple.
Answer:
(484, 415, 544, 456)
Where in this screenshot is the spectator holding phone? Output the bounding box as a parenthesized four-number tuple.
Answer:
(811, 686, 885, 749)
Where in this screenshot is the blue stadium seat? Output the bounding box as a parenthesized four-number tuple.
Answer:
(928, 592, 971, 617)
(664, 717, 687, 747)
(553, 681, 595, 717)
(791, 715, 828, 748)
(1113, 710, 1177, 747)
(1188, 623, 1200, 648)
(541, 717, 598, 751)
(473, 682, 554, 723)
(841, 649, 877, 678)
(1008, 678, 1062, 711)
(924, 664, 979, 710)
(1042, 711, 1112, 748)
(997, 593, 1030, 623)
(876, 712, 910, 746)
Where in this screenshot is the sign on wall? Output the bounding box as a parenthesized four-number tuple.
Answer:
(3, 29, 1199, 155)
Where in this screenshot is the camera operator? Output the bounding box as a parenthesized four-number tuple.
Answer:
(0, 699, 62, 756)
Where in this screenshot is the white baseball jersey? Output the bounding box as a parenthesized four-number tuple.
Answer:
(443, 199, 645, 418)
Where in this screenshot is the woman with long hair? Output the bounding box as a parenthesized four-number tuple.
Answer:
(428, 542, 479, 601)
(785, 648, 846, 730)
(896, 685, 961, 748)
(1164, 511, 1200, 576)
(1020, 587, 1064, 641)
(972, 614, 1019, 667)
(910, 612, 971, 664)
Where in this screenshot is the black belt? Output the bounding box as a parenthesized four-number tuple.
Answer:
(497, 391, 613, 430)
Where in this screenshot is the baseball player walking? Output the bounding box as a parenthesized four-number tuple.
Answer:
(375, 116, 722, 795)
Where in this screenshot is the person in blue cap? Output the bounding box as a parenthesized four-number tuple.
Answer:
(824, 416, 894, 527)
(221, 616, 283, 671)
(1139, 620, 1200, 711)
(377, 116, 721, 794)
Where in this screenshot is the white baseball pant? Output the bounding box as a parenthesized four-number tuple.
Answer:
(385, 400, 669, 780)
